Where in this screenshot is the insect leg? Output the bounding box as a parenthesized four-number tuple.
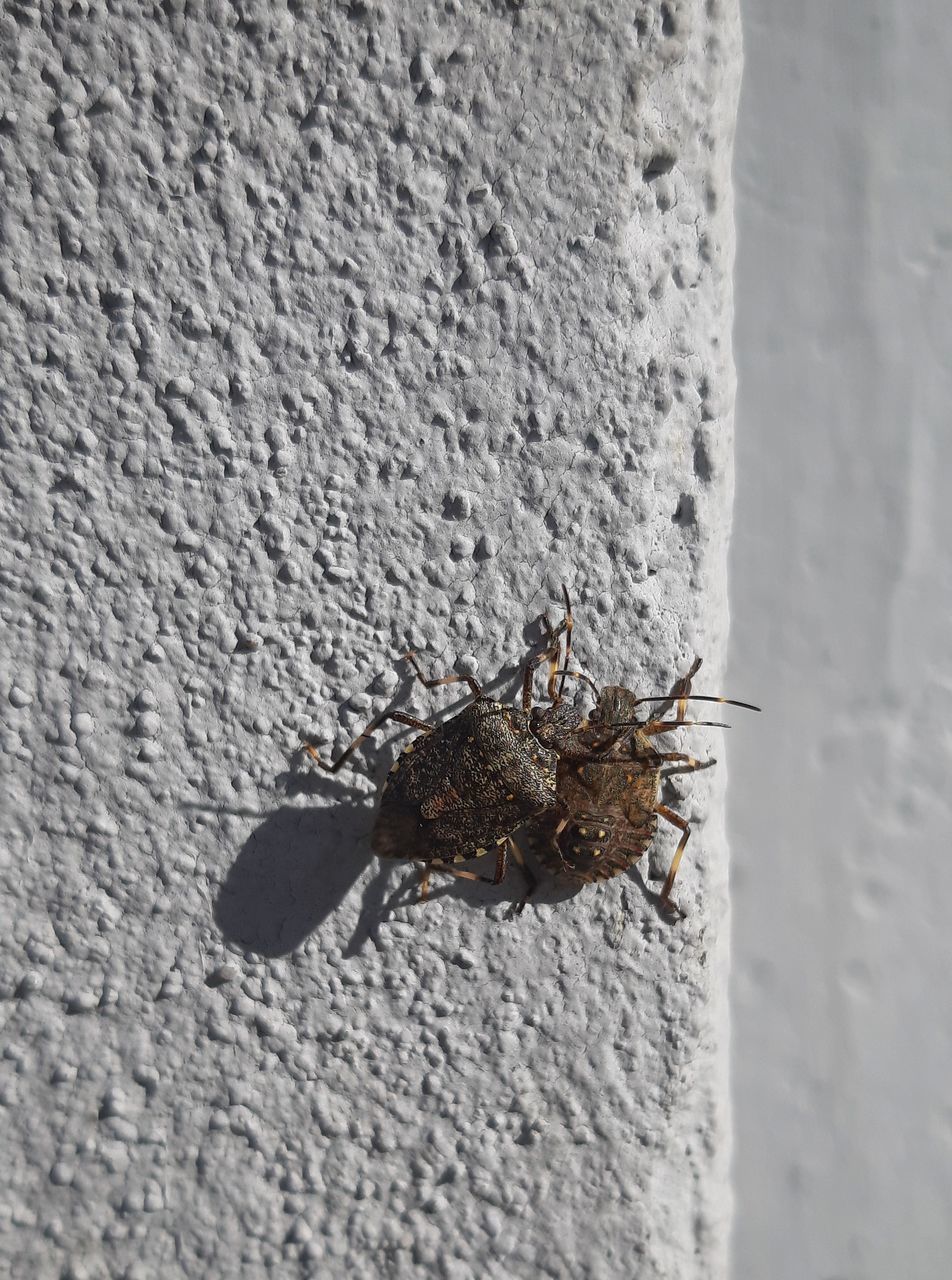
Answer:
(524, 588, 573, 711)
(671, 657, 702, 724)
(552, 583, 573, 700)
(507, 837, 537, 911)
(302, 710, 431, 773)
(644, 750, 714, 773)
(639, 717, 732, 735)
(490, 841, 509, 884)
(429, 843, 510, 886)
(402, 651, 482, 699)
(663, 657, 759, 719)
(522, 644, 548, 712)
(656, 803, 691, 905)
(549, 815, 574, 872)
(418, 864, 432, 902)
(522, 637, 565, 712)
(625, 659, 703, 725)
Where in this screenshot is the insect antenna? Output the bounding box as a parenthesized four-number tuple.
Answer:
(553, 667, 600, 698)
(613, 693, 761, 713)
(551, 676, 759, 714)
(602, 718, 734, 732)
(557, 584, 574, 698)
(643, 718, 733, 730)
(675, 694, 760, 712)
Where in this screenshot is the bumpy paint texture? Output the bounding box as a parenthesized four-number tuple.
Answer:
(0, 2, 741, 1276)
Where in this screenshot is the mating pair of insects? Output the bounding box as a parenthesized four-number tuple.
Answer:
(303, 589, 758, 913)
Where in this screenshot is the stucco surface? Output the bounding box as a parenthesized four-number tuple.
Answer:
(0, 3, 741, 1276)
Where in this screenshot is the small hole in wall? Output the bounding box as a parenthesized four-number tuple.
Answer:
(643, 153, 676, 182)
(693, 440, 713, 483)
(672, 494, 696, 527)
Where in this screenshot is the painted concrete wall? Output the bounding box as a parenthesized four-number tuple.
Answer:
(0, 3, 742, 1277)
(729, 2, 952, 1276)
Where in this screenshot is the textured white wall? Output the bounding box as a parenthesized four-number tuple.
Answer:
(0, 3, 742, 1277)
(730, 2, 952, 1276)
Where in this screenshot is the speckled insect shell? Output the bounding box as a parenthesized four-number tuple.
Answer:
(371, 698, 558, 865)
(531, 721, 662, 885)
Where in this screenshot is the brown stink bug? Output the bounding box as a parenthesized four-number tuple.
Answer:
(302, 594, 580, 899)
(523, 654, 760, 912)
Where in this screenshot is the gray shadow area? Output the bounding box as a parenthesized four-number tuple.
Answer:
(213, 799, 378, 958)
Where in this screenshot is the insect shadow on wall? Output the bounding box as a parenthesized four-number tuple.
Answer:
(210, 660, 441, 959)
(211, 793, 377, 958)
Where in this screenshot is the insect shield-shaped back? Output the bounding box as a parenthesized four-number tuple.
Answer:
(529, 686, 664, 883)
(521, 662, 762, 911)
(371, 698, 558, 865)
